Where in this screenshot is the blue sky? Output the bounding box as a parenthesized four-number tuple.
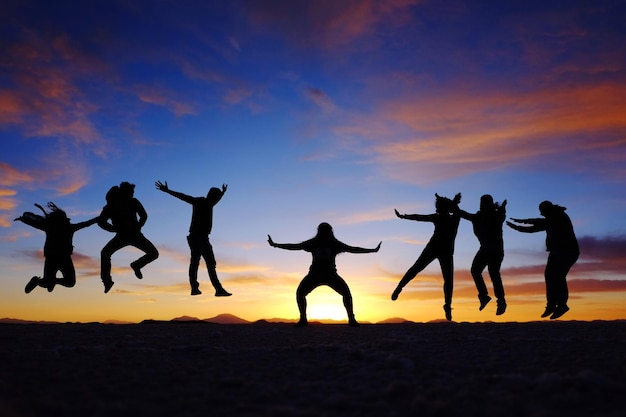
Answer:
(1, 0, 625, 323)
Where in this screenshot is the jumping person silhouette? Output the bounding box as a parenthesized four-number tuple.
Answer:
(457, 195, 507, 315)
(155, 180, 231, 297)
(268, 222, 381, 327)
(392, 193, 461, 321)
(507, 201, 579, 320)
(98, 182, 159, 293)
(14, 202, 99, 293)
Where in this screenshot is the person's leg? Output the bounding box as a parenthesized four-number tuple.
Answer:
(295, 274, 317, 326)
(24, 276, 41, 293)
(187, 236, 202, 294)
(392, 246, 437, 300)
(438, 254, 454, 320)
(487, 250, 506, 315)
(542, 253, 558, 317)
(55, 257, 76, 289)
(549, 251, 578, 319)
(24, 258, 50, 293)
(470, 249, 491, 310)
(327, 274, 359, 326)
(201, 239, 230, 296)
(128, 233, 159, 278)
(101, 235, 127, 293)
(41, 257, 60, 291)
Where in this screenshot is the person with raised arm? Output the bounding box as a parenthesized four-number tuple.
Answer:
(15, 202, 99, 293)
(156, 180, 231, 297)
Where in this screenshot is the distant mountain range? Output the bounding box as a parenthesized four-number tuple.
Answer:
(0, 314, 417, 325)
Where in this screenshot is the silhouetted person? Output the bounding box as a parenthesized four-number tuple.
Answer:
(98, 182, 159, 293)
(457, 195, 508, 315)
(268, 222, 381, 327)
(507, 201, 579, 320)
(14, 202, 99, 293)
(392, 193, 461, 321)
(155, 180, 231, 297)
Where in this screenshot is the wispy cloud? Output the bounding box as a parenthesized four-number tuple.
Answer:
(305, 87, 337, 114)
(245, 0, 421, 50)
(135, 85, 196, 117)
(0, 164, 32, 227)
(3, 32, 109, 151)
(331, 80, 626, 183)
(0, 163, 34, 187)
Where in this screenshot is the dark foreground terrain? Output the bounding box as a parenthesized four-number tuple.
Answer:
(0, 321, 624, 417)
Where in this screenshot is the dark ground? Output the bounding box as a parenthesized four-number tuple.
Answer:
(0, 321, 624, 417)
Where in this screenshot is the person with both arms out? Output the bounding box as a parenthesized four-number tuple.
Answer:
(507, 201, 579, 320)
(155, 180, 231, 297)
(15, 202, 99, 293)
(268, 222, 380, 327)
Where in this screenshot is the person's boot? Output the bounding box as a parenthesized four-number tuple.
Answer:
(479, 294, 492, 311)
(496, 299, 507, 315)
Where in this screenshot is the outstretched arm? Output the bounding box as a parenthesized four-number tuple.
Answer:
(97, 209, 116, 233)
(343, 241, 382, 254)
(155, 180, 195, 204)
(506, 219, 545, 233)
(13, 213, 46, 231)
(395, 209, 435, 222)
(72, 216, 101, 232)
(510, 217, 545, 226)
(267, 235, 304, 251)
(456, 207, 475, 221)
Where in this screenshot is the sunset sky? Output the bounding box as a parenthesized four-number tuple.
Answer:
(1, 0, 625, 324)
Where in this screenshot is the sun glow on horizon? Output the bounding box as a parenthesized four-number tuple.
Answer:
(1, 1, 625, 325)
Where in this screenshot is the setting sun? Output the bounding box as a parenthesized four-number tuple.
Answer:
(306, 291, 351, 322)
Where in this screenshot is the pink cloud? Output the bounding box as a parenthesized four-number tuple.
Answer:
(0, 163, 34, 187)
(334, 80, 626, 183)
(2, 31, 109, 154)
(245, 0, 421, 50)
(0, 164, 32, 227)
(136, 86, 196, 117)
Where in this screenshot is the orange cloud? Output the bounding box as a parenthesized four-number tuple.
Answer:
(0, 164, 31, 227)
(2, 31, 109, 156)
(0, 197, 17, 213)
(0, 189, 17, 197)
(337, 81, 626, 182)
(0, 163, 34, 187)
(0, 216, 14, 228)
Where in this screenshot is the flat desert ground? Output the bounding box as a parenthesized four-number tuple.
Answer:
(0, 321, 624, 417)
